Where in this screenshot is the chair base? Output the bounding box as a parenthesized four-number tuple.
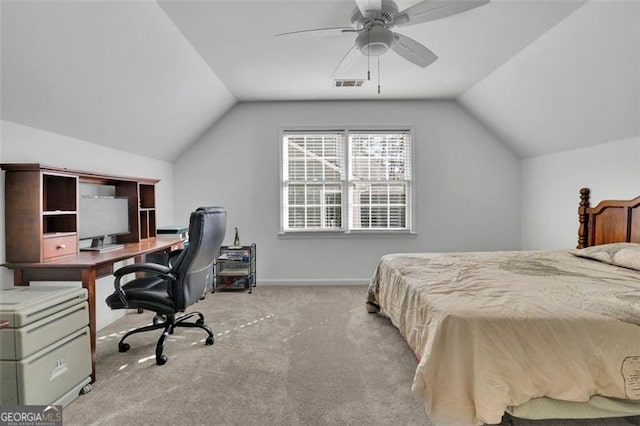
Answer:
(117, 311, 214, 365)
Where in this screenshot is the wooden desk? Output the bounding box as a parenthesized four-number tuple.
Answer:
(3, 237, 184, 383)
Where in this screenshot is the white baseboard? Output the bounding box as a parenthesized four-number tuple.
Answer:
(257, 278, 369, 286)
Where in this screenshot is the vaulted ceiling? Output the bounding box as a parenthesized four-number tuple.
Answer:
(1, 0, 638, 161)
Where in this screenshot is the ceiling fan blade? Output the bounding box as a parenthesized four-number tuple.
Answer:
(391, 33, 438, 68)
(332, 44, 366, 79)
(355, 0, 382, 18)
(274, 27, 357, 38)
(394, 0, 489, 27)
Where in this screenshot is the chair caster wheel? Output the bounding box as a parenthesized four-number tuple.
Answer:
(196, 318, 204, 325)
(206, 336, 214, 345)
(156, 355, 168, 365)
(119, 342, 130, 353)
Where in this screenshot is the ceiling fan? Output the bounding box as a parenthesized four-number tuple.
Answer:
(275, 0, 489, 89)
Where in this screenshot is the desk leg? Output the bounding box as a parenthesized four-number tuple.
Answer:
(13, 269, 27, 286)
(81, 268, 97, 383)
(134, 255, 145, 314)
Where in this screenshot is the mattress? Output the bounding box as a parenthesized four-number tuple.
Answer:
(366, 250, 640, 425)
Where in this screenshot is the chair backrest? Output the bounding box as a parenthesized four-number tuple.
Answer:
(171, 207, 226, 309)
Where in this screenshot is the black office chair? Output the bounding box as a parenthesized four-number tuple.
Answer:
(105, 206, 226, 365)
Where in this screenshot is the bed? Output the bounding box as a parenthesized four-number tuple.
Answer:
(366, 188, 640, 425)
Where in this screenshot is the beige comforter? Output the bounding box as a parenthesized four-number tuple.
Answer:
(366, 250, 640, 425)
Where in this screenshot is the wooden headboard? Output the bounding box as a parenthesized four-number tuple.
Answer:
(577, 188, 640, 248)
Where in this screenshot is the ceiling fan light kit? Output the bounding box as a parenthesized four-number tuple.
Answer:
(356, 26, 394, 56)
(276, 0, 490, 91)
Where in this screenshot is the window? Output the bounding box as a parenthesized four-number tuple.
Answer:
(281, 129, 412, 233)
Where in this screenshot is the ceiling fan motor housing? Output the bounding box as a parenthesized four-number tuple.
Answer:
(350, 0, 399, 26)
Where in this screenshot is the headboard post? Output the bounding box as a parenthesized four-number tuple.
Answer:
(577, 187, 590, 249)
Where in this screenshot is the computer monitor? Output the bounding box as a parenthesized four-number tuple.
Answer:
(78, 196, 130, 252)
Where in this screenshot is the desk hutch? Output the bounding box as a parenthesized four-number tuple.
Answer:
(2, 163, 158, 262)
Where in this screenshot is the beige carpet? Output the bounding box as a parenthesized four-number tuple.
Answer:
(63, 286, 633, 426)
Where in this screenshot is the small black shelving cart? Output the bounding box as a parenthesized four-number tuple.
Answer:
(214, 243, 256, 293)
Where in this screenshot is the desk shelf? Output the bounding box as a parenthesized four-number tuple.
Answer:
(2, 168, 79, 263)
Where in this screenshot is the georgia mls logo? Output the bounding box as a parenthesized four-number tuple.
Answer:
(0, 405, 62, 426)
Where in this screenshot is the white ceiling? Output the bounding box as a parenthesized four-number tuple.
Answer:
(459, 0, 640, 157)
(1, 0, 638, 161)
(157, 0, 584, 100)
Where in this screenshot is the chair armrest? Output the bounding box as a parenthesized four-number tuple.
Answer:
(113, 262, 171, 278)
(112, 263, 174, 308)
(167, 249, 184, 269)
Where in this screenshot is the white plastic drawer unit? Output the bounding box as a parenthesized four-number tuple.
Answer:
(0, 286, 91, 406)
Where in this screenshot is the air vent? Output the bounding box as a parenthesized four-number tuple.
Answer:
(333, 79, 365, 88)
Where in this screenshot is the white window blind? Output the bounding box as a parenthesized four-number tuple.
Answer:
(283, 132, 344, 231)
(282, 129, 412, 233)
(349, 132, 411, 231)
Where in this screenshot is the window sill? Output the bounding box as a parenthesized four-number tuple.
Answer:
(278, 231, 417, 239)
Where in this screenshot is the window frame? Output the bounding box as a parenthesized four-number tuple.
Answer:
(279, 126, 416, 236)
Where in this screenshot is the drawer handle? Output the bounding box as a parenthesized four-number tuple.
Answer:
(57, 244, 67, 249)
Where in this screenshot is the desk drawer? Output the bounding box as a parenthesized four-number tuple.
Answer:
(43, 235, 77, 260)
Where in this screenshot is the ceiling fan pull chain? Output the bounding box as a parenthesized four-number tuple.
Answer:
(367, 29, 371, 81)
(377, 56, 381, 94)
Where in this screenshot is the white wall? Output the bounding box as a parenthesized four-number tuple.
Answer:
(0, 120, 175, 330)
(521, 136, 640, 250)
(173, 100, 521, 284)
